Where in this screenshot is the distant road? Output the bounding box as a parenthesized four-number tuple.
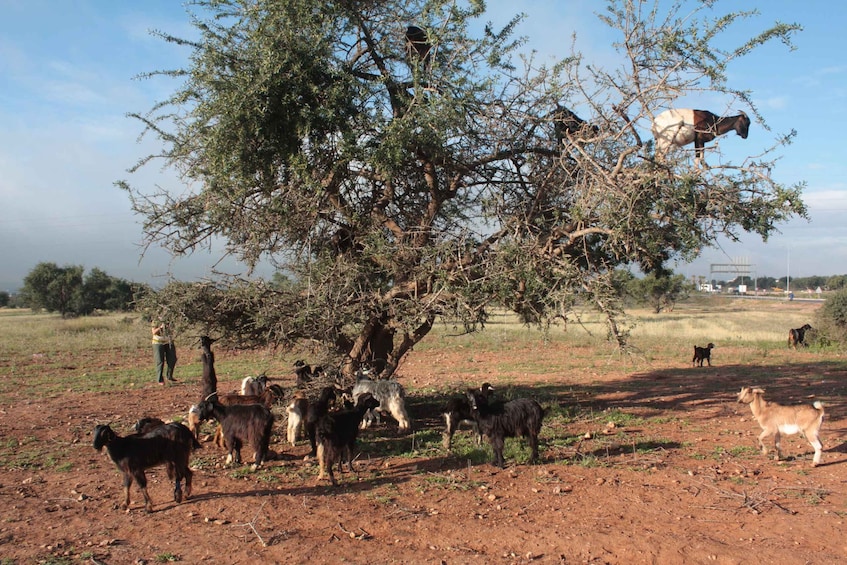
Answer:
(724, 294, 825, 304)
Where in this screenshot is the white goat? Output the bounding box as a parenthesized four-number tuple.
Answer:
(352, 372, 411, 432)
(286, 392, 309, 446)
(240, 374, 268, 396)
(737, 387, 825, 466)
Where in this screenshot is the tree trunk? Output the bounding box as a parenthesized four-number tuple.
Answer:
(341, 313, 435, 380)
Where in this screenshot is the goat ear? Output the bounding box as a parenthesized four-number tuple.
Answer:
(752, 388, 765, 394)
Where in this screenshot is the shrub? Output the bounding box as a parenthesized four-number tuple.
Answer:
(814, 288, 847, 349)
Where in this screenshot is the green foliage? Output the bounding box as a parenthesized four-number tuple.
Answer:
(815, 288, 847, 348)
(827, 275, 847, 290)
(21, 262, 83, 316)
(0, 291, 9, 307)
(120, 0, 806, 372)
(19, 262, 146, 317)
(626, 271, 692, 313)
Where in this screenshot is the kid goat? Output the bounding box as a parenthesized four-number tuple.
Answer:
(737, 387, 825, 466)
(443, 383, 494, 450)
(652, 109, 750, 167)
(692, 343, 715, 367)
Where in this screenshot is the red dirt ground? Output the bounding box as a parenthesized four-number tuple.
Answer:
(2, 335, 847, 564)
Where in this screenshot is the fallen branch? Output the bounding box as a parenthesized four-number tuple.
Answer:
(338, 522, 372, 540)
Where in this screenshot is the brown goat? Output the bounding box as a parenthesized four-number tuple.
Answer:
(788, 324, 812, 349)
(737, 387, 825, 466)
(217, 387, 279, 409)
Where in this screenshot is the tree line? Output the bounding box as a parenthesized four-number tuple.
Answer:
(6, 262, 150, 316)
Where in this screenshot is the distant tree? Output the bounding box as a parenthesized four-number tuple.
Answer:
(629, 271, 691, 313)
(21, 264, 144, 316)
(755, 276, 777, 291)
(120, 0, 804, 375)
(21, 262, 84, 316)
(794, 275, 826, 291)
(826, 275, 847, 291)
(0, 291, 9, 308)
(75, 268, 112, 315)
(73, 268, 140, 314)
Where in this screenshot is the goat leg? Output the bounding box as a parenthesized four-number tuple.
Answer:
(140, 487, 154, 513)
(810, 435, 823, 466)
(183, 468, 193, 499)
(491, 437, 506, 468)
(528, 434, 540, 463)
(316, 443, 338, 486)
(122, 478, 132, 511)
(173, 479, 183, 504)
(757, 432, 769, 458)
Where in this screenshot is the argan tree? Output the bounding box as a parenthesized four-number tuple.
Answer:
(121, 0, 804, 377)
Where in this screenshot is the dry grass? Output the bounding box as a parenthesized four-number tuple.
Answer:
(0, 309, 145, 356)
(0, 297, 826, 396)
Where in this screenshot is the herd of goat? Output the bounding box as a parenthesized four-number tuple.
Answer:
(94, 323, 824, 512)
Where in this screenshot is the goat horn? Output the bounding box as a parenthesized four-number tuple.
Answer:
(203, 392, 218, 402)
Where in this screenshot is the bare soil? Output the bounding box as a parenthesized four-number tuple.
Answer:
(2, 334, 847, 564)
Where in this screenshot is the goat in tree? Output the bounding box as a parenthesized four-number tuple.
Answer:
(652, 109, 750, 167)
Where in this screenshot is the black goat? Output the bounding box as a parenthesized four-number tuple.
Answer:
(305, 386, 338, 458)
(443, 383, 494, 450)
(134, 418, 202, 487)
(93, 424, 195, 513)
(199, 336, 217, 402)
(553, 105, 598, 144)
(315, 393, 381, 486)
(692, 343, 715, 367)
(467, 390, 545, 468)
(293, 360, 324, 388)
(405, 25, 432, 67)
(195, 400, 274, 467)
(788, 324, 812, 349)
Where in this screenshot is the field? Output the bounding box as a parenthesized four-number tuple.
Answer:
(1, 297, 846, 564)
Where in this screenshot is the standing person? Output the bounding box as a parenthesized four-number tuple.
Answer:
(151, 319, 177, 385)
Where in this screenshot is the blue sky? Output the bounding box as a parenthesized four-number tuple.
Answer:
(1, 0, 844, 292)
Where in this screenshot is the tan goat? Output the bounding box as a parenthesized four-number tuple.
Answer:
(737, 387, 825, 466)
